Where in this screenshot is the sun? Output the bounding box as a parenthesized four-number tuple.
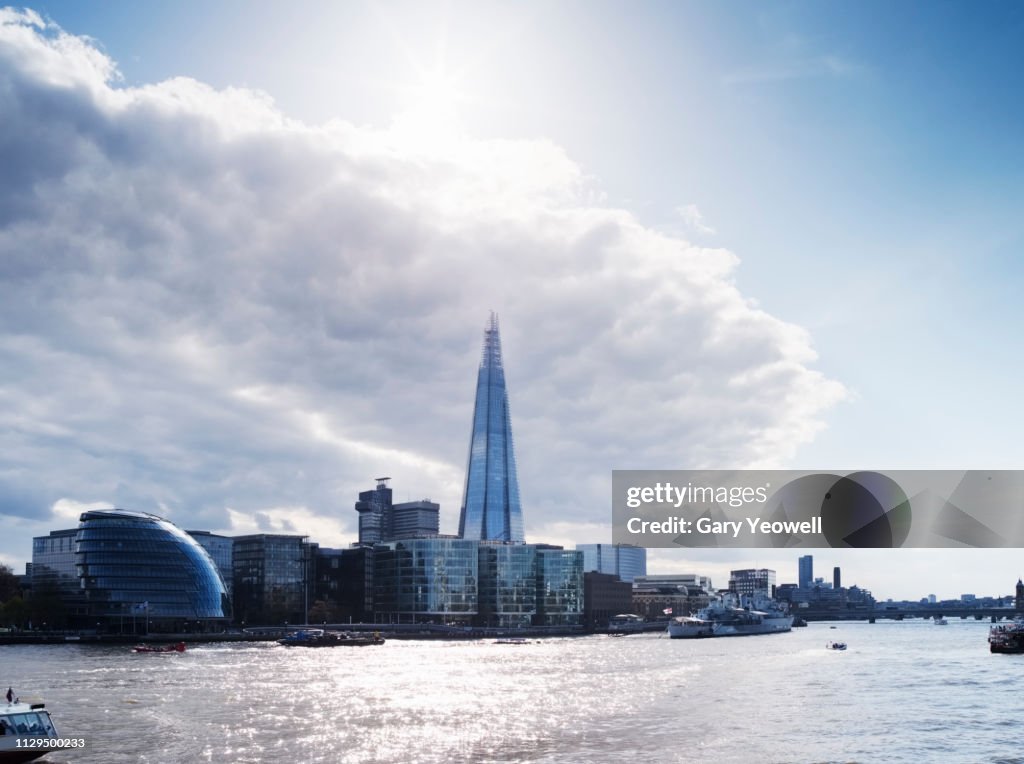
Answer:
(391, 66, 467, 151)
(411, 69, 461, 119)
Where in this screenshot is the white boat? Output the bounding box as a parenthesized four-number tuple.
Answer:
(827, 641, 848, 651)
(607, 614, 645, 634)
(666, 592, 793, 639)
(0, 700, 60, 763)
(934, 617, 949, 625)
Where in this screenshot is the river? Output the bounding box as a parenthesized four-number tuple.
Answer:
(1, 620, 1021, 763)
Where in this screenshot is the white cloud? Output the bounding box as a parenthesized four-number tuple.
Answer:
(50, 498, 113, 523)
(221, 506, 349, 548)
(677, 204, 716, 236)
(0, 10, 845, 565)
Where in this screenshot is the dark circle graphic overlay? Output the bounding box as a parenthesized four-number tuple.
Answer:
(821, 471, 911, 548)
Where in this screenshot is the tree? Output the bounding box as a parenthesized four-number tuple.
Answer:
(308, 599, 339, 624)
(1, 597, 29, 629)
(0, 564, 19, 603)
(27, 580, 67, 630)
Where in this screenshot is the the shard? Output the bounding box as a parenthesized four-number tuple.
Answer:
(458, 313, 525, 542)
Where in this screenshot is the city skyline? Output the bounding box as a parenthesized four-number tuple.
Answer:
(2, 4, 1024, 602)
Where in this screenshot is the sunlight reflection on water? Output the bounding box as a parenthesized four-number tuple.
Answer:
(3, 622, 1024, 763)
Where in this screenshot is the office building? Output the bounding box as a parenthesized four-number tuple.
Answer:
(391, 499, 440, 539)
(728, 568, 776, 598)
(478, 542, 537, 628)
(310, 546, 375, 623)
(355, 478, 441, 544)
(31, 528, 88, 626)
(576, 543, 647, 582)
(458, 313, 525, 542)
(583, 572, 633, 630)
(187, 530, 233, 598)
(232, 534, 316, 626)
(631, 574, 712, 619)
(373, 538, 479, 624)
(535, 548, 583, 627)
(633, 574, 713, 593)
(355, 477, 393, 545)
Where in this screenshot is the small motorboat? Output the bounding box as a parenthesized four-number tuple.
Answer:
(1, 699, 60, 762)
(826, 641, 847, 651)
(133, 642, 186, 653)
(494, 638, 530, 645)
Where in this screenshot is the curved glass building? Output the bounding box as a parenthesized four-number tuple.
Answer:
(76, 509, 229, 633)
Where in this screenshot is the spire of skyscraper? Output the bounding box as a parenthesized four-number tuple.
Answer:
(458, 312, 525, 542)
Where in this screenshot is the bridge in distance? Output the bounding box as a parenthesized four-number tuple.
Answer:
(802, 607, 1020, 622)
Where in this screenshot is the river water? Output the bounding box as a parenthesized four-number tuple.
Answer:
(1, 620, 1021, 763)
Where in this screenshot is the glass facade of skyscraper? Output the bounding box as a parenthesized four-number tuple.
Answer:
(799, 555, 813, 589)
(76, 509, 228, 632)
(355, 479, 441, 543)
(355, 478, 392, 545)
(478, 542, 537, 627)
(459, 314, 525, 542)
(374, 538, 478, 624)
(616, 546, 646, 583)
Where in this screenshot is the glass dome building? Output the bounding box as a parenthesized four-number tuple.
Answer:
(76, 509, 229, 633)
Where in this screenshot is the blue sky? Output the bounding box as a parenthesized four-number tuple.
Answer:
(3, 2, 1024, 599)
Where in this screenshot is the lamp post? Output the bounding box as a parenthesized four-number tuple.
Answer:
(296, 544, 311, 626)
(303, 548, 310, 625)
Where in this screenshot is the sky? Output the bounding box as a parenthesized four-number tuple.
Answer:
(2, 2, 1023, 601)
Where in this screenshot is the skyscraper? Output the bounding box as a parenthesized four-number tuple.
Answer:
(458, 313, 525, 542)
(355, 477, 393, 545)
(354, 478, 440, 543)
(798, 555, 813, 589)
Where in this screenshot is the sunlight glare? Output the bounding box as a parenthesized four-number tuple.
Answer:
(391, 67, 466, 153)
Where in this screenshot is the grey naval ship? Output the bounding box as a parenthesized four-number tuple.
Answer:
(666, 592, 793, 639)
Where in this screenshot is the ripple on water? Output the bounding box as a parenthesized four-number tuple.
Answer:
(1, 625, 1021, 763)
